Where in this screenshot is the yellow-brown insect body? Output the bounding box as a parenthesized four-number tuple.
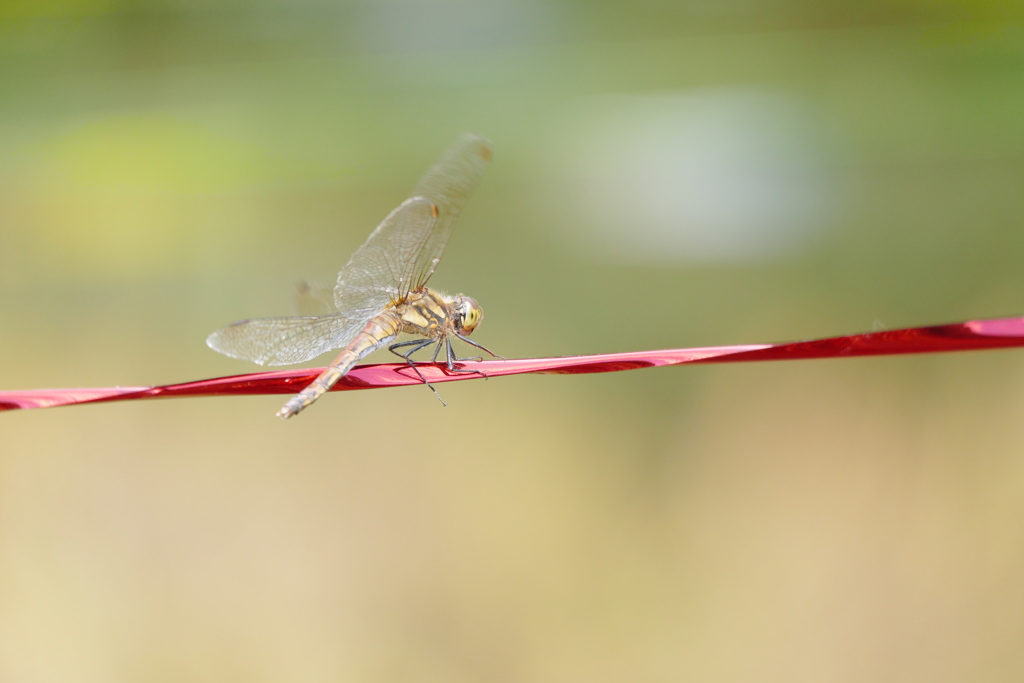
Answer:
(275, 288, 481, 419)
(207, 134, 495, 419)
(396, 288, 452, 337)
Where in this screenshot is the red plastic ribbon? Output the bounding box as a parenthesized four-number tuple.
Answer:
(2, 316, 1023, 412)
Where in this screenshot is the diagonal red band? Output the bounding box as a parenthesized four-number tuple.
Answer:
(3, 316, 1023, 412)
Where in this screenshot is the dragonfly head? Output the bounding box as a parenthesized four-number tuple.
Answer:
(452, 295, 483, 335)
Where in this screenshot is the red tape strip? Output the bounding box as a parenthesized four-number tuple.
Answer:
(3, 316, 1023, 412)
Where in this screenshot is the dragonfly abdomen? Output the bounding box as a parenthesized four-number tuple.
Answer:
(276, 312, 402, 419)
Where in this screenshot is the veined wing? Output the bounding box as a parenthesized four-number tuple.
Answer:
(333, 134, 491, 311)
(333, 197, 438, 312)
(295, 280, 338, 316)
(407, 133, 491, 290)
(206, 311, 373, 366)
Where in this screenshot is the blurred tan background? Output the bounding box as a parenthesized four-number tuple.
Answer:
(3, 1, 1024, 681)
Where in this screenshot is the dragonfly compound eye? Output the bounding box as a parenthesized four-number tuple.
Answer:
(457, 296, 483, 334)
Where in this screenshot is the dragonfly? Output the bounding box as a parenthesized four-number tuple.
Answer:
(206, 133, 499, 419)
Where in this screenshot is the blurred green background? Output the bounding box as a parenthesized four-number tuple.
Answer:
(3, 1, 1024, 681)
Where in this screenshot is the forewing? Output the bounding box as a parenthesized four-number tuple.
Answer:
(334, 196, 438, 310)
(206, 312, 368, 366)
(407, 133, 491, 289)
(333, 134, 491, 311)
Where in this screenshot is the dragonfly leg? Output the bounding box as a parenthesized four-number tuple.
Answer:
(433, 336, 484, 379)
(452, 332, 505, 360)
(443, 336, 490, 380)
(389, 338, 447, 406)
(389, 339, 433, 357)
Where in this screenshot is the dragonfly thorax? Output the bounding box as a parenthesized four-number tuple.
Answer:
(393, 288, 448, 337)
(394, 288, 483, 339)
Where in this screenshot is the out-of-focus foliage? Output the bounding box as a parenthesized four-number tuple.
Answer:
(3, 1, 1024, 681)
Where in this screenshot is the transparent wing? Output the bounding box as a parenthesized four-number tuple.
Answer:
(407, 133, 491, 290)
(333, 133, 491, 310)
(206, 312, 370, 366)
(334, 197, 438, 311)
(295, 280, 338, 316)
